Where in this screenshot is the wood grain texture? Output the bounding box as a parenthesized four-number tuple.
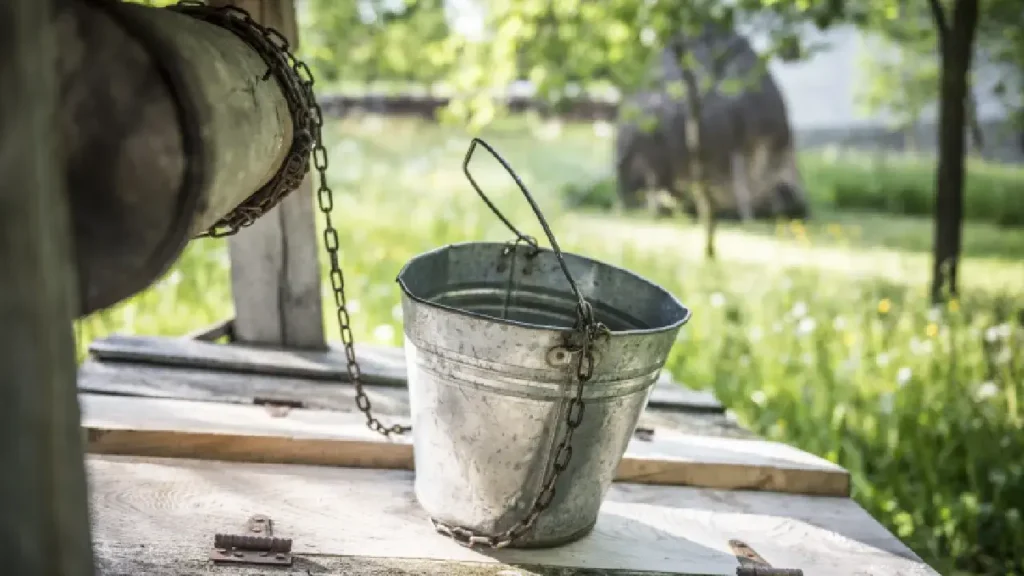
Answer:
(80, 394, 849, 496)
(60, 1, 295, 315)
(217, 0, 326, 350)
(76, 361, 752, 439)
(88, 455, 937, 576)
(97, 553, 696, 576)
(86, 333, 723, 412)
(0, 1, 95, 571)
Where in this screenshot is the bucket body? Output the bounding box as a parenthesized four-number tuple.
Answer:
(397, 242, 690, 548)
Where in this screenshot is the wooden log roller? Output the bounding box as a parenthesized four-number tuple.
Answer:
(59, 0, 309, 315)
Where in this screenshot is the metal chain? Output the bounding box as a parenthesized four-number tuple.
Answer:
(167, 1, 607, 547)
(431, 316, 608, 549)
(168, 1, 408, 437)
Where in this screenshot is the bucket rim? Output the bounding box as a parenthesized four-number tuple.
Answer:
(395, 241, 692, 336)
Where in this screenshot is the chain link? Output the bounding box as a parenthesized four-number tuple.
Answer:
(168, 1, 408, 437)
(167, 0, 607, 546)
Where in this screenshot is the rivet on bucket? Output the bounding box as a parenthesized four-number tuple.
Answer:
(395, 138, 692, 549)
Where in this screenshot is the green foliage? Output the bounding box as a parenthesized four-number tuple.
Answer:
(854, 34, 940, 139)
(445, 0, 859, 127)
(854, 0, 1024, 134)
(300, 0, 455, 87)
(76, 117, 1024, 574)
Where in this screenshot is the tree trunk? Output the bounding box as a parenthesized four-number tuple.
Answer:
(0, 0, 96, 573)
(966, 90, 985, 153)
(930, 0, 979, 303)
(678, 65, 716, 259)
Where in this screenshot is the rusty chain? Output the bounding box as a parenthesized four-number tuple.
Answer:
(169, 1, 408, 437)
(168, 0, 605, 547)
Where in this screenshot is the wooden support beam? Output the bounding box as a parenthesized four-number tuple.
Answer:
(219, 0, 327, 350)
(60, 1, 294, 315)
(0, 0, 95, 572)
(80, 394, 851, 497)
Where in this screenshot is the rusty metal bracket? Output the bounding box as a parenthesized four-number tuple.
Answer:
(730, 539, 803, 576)
(633, 426, 655, 442)
(210, 514, 293, 567)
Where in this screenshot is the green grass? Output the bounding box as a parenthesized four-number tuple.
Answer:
(567, 145, 1024, 228)
(802, 151, 1024, 226)
(76, 116, 1024, 575)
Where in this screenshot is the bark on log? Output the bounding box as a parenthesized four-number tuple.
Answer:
(220, 0, 328, 351)
(0, 0, 97, 572)
(60, 0, 293, 316)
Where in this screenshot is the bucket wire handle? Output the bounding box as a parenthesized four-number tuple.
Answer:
(427, 138, 608, 549)
(462, 138, 594, 325)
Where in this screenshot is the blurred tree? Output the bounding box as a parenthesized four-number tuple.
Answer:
(924, 0, 979, 303)
(301, 0, 455, 89)
(855, 0, 1023, 155)
(447, 0, 857, 259)
(854, 33, 941, 150)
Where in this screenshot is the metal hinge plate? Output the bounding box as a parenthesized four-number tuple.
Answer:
(730, 539, 803, 576)
(210, 514, 293, 566)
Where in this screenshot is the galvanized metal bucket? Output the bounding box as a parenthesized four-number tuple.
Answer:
(396, 139, 691, 549)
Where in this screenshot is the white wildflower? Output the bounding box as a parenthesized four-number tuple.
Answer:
(876, 353, 890, 367)
(976, 381, 1000, 401)
(879, 392, 894, 415)
(751, 390, 767, 406)
(909, 337, 934, 356)
(797, 317, 817, 336)
(833, 316, 847, 331)
(639, 27, 657, 46)
(709, 292, 726, 308)
(373, 324, 395, 344)
(896, 367, 912, 387)
(749, 326, 763, 342)
(791, 301, 808, 318)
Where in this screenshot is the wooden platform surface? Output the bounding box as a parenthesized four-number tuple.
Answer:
(89, 455, 936, 576)
(80, 334, 937, 575)
(81, 393, 850, 496)
(86, 334, 725, 413)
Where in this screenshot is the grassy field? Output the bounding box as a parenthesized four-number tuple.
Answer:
(76, 116, 1024, 575)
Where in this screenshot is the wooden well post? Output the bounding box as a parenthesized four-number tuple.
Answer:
(0, 0, 95, 572)
(215, 0, 328, 351)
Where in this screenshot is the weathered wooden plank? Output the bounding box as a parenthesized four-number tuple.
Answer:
(96, 551, 695, 576)
(60, 1, 294, 315)
(80, 394, 849, 496)
(218, 0, 327, 350)
(87, 333, 724, 412)
(88, 455, 937, 576)
(76, 361, 752, 439)
(0, 0, 95, 572)
(78, 360, 411, 414)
